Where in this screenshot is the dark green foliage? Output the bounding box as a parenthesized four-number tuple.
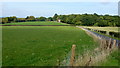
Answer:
(75, 21, 82, 25)
(80, 15, 96, 26)
(109, 32, 120, 38)
(16, 18, 26, 22)
(1, 18, 9, 24)
(53, 13, 58, 21)
(99, 30, 106, 34)
(1, 16, 17, 24)
(86, 28, 91, 30)
(7, 16, 17, 22)
(97, 20, 109, 27)
(1, 13, 120, 27)
(66, 15, 75, 24)
(26, 16, 36, 21)
(47, 17, 53, 21)
(58, 15, 67, 23)
(36, 17, 46, 21)
(57, 13, 120, 27)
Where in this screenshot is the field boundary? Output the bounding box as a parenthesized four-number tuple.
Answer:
(0, 25, 73, 26)
(74, 26, 119, 66)
(77, 26, 120, 46)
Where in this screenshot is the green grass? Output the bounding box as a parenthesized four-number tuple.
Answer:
(2, 26, 97, 66)
(100, 50, 119, 66)
(2, 21, 70, 26)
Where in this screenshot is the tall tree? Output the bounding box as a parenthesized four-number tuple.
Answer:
(38, 17, 46, 21)
(47, 17, 53, 21)
(2, 18, 9, 24)
(53, 13, 58, 21)
(26, 16, 36, 21)
(8, 16, 17, 22)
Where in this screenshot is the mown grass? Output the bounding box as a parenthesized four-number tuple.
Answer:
(1, 21, 70, 26)
(2, 26, 97, 66)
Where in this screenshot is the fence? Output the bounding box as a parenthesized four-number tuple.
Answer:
(75, 26, 119, 66)
(86, 28, 120, 38)
(58, 39, 118, 66)
(57, 26, 119, 66)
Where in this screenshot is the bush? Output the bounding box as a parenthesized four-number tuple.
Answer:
(109, 32, 120, 38)
(99, 30, 106, 34)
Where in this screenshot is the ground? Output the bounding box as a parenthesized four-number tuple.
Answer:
(2, 26, 97, 66)
(2, 22, 119, 66)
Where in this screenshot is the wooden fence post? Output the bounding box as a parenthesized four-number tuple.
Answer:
(108, 38, 112, 50)
(106, 31, 109, 35)
(70, 44, 76, 66)
(112, 40, 116, 49)
(118, 42, 120, 49)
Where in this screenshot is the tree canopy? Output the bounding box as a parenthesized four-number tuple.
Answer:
(57, 13, 120, 27)
(53, 13, 58, 21)
(1, 13, 119, 27)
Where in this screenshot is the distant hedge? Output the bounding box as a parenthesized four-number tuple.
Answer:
(99, 30, 106, 34)
(109, 32, 120, 38)
(86, 28, 120, 38)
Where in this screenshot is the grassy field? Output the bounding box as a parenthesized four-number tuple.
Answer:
(1, 21, 70, 26)
(83, 26, 119, 32)
(2, 26, 97, 66)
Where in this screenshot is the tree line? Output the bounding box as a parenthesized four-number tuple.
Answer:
(57, 13, 120, 27)
(1, 16, 53, 24)
(1, 13, 120, 27)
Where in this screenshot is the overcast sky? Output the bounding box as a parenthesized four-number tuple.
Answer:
(1, 0, 119, 18)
